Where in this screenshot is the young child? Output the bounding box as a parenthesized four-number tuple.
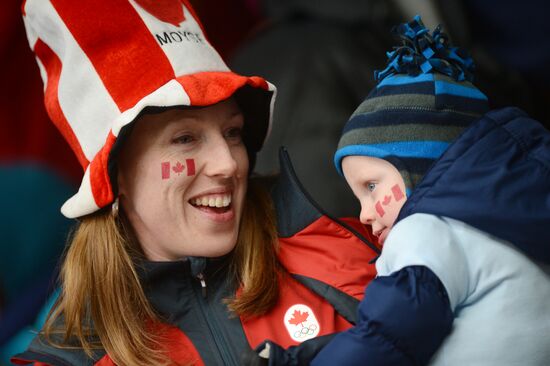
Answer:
(311, 16, 550, 366)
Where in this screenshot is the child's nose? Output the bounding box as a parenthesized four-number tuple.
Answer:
(359, 204, 376, 225)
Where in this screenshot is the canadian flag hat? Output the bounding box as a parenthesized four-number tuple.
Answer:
(22, 0, 276, 218)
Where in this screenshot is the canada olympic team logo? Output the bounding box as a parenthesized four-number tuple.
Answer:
(284, 304, 320, 342)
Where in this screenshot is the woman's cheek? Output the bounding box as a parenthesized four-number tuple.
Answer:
(159, 158, 196, 180)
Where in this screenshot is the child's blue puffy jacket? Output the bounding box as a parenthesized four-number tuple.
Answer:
(312, 107, 550, 366)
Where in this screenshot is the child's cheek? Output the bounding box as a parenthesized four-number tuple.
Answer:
(391, 184, 404, 201)
(375, 184, 406, 218)
(160, 158, 196, 180)
(375, 201, 385, 217)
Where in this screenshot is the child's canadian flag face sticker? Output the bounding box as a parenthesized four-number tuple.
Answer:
(161, 159, 195, 179)
(375, 201, 385, 217)
(374, 184, 405, 218)
(391, 184, 405, 201)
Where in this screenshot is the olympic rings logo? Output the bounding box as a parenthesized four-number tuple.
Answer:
(293, 324, 318, 338)
(284, 304, 320, 341)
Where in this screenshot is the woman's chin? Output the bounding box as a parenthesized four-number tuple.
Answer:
(183, 234, 238, 258)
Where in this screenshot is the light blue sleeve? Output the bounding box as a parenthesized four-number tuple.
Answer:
(376, 213, 471, 310)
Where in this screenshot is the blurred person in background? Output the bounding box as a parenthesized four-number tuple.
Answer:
(231, 0, 401, 218)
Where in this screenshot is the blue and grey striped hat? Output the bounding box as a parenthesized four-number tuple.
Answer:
(334, 16, 489, 196)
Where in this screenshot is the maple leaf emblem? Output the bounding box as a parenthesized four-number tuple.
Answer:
(382, 195, 392, 206)
(172, 161, 185, 174)
(288, 310, 309, 327)
(134, 0, 186, 27)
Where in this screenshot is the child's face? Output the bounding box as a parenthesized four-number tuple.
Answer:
(342, 155, 407, 245)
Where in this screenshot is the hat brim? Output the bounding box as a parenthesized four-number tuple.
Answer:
(61, 72, 276, 218)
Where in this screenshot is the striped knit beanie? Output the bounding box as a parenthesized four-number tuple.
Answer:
(22, 0, 276, 218)
(334, 16, 489, 196)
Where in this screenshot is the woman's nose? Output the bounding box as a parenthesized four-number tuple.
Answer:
(203, 138, 238, 178)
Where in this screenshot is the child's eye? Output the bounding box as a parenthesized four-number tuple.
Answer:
(367, 182, 376, 192)
(225, 127, 243, 143)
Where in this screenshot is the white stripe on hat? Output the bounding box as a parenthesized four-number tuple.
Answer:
(51, 0, 177, 112)
(61, 166, 100, 218)
(22, 15, 39, 53)
(128, 0, 229, 77)
(265, 82, 277, 148)
(112, 79, 191, 136)
(34, 53, 48, 93)
(25, 0, 119, 162)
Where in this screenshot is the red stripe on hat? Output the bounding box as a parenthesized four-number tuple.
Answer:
(21, 0, 27, 16)
(177, 72, 268, 106)
(34, 39, 89, 169)
(133, 0, 185, 27)
(50, 0, 175, 111)
(179, 0, 208, 40)
(90, 132, 116, 207)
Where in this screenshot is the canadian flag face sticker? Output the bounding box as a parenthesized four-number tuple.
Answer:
(375, 201, 385, 217)
(284, 304, 320, 343)
(391, 184, 405, 201)
(161, 159, 196, 179)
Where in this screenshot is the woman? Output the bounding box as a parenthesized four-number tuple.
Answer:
(13, 1, 380, 365)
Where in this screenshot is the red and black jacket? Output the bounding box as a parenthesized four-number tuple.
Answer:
(12, 149, 379, 366)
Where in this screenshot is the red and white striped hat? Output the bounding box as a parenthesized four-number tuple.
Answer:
(22, 0, 276, 218)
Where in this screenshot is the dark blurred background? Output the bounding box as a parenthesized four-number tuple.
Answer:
(1, 0, 548, 363)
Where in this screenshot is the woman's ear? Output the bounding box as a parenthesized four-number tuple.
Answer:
(116, 167, 127, 197)
(116, 158, 128, 197)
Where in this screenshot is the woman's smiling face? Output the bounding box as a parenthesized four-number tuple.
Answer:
(117, 98, 249, 261)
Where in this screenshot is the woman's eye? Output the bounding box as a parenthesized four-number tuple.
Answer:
(173, 134, 194, 144)
(367, 182, 376, 192)
(225, 127, 243, 142)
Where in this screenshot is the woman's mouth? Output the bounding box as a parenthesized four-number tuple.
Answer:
(191, 193, 232, 208)
(189, 193, 235, 222)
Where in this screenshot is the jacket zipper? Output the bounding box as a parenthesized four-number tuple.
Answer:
(194, 273, 237, 366)
(196, 273, 207, 297)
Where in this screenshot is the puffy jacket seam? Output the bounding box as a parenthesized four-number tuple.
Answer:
(403, 123, 486, 214)
(363, 318, 417, 365)
(487, 114, 550, 173)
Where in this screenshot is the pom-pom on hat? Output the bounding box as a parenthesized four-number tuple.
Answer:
(22, 0, 276, 218)
(334, 15, 489, 195)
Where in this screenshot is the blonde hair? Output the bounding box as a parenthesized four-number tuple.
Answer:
(44, 177, 280, 366)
